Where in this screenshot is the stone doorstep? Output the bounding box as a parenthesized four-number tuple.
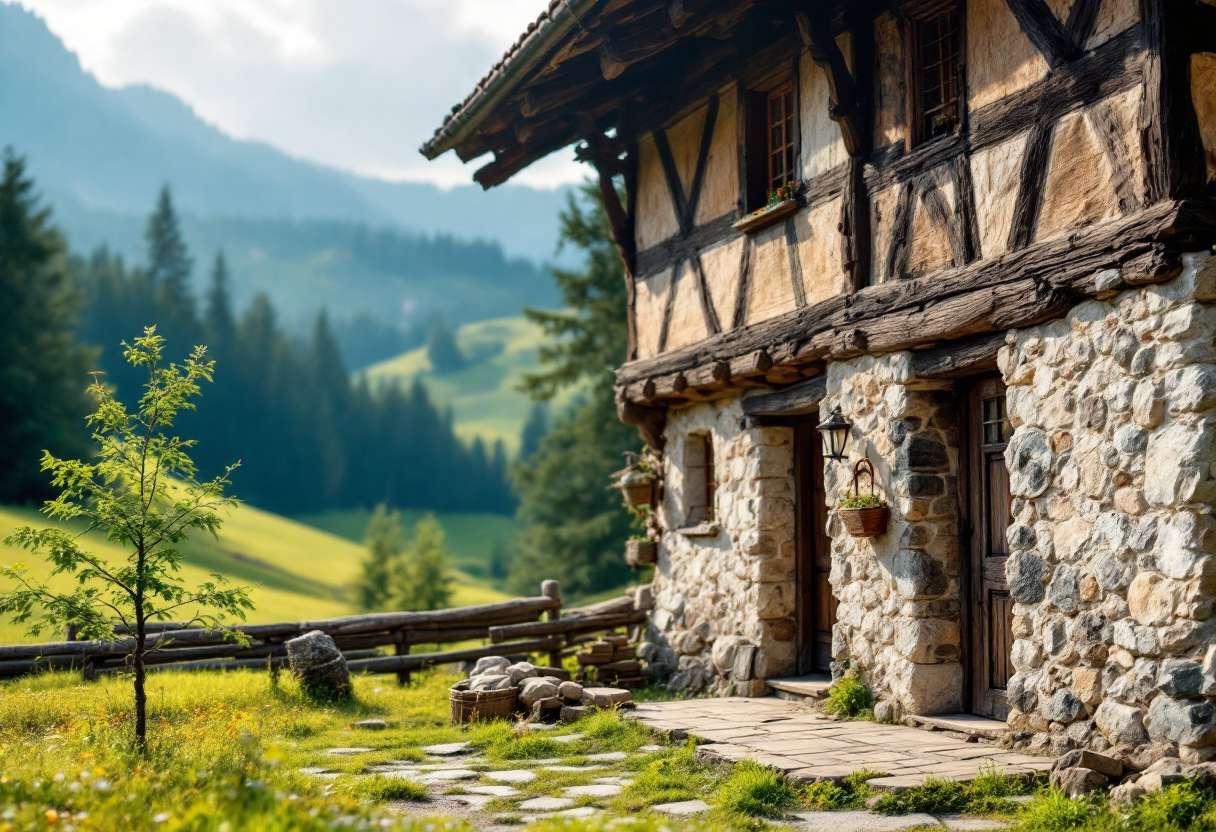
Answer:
(767, 675, 833, 701)
(904, 714, 1007, 741)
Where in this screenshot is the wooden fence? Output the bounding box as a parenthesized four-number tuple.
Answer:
(0, 581, 651, 683)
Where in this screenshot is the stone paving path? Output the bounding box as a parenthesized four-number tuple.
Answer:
(627, 697, 1055, 790)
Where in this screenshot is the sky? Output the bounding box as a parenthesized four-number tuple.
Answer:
(11, 0, 585, 189)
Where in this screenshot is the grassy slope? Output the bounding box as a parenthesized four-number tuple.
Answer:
(0, 501, 507, 645)
(297, 509, 515, 582)
(364, 316, 578, 455)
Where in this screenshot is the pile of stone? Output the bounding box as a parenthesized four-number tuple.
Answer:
(1050, 748, 1216, 804)
(462, 656, 634, 721)
(576, 633, 646, 689)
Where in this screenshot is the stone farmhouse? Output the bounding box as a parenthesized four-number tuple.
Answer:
(424, 0, 1216, 758)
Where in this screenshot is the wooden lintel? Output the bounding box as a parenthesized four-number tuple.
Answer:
(741, 376, 827, 418)
(910, 331, 1008, 379)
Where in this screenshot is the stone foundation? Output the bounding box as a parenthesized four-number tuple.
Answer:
(999, 253, 1216, 760)
(639, 398, 797, 695)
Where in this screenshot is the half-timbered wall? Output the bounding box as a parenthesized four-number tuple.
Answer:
(630, 0, 1161, 365)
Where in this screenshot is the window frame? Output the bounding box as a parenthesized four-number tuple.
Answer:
(742, 64, 800, 213)
(903, 0, 967, 151)
(682, 433, 717, 526)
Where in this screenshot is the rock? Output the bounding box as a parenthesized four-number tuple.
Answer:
(1047, 566, 1079, 613)
(518, 680, 559, 707)
(1148, 696, 1216, 747)
(471, 656, 510, 676)
(1128, 573, 1174, 626)
(711, 635, 747, 673)
(1007, 429, 1053, 498)
(1043, 689, 1085, 724)
(483, 769, 537, 783)
(891, 549, 949, 599)
(560, 705, 591, 722)
(1050, 766, 1110, 797)
(506, 662, 538, 682)
(518, 797, 574, 811)
(285, 630, 351, 699)
(1110, 781, 1146, 806)
(653, 800, 711, 816)
(558, 681, 584, 702)
(531, 697, 565, 718)
(1053, 749, 1123, 778)
(351, 719, 387, 731)
(468, 674, 514, 692)
(581, 687, 632, 708)
(1007, 551, 1047, 604)
(1095, 701, 1149, 746)
(1159, 660, 1205, 697)
(421, 742, 471, 756)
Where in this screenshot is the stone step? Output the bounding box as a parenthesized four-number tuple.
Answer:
(904, 713, 1007, 740)
(766, 674, 832, 701)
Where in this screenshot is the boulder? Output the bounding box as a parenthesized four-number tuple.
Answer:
(352, 719, 387, 731)
(1095, 700, 1149, 746)
(530, 697, 565, 718)
(1137, 759, 1187, 792)
(559, 681, 585, 702)
(581, 687, 632, 708)
(469, 674, 515, 692)
(1148, 696, 1216, 747)
(518, 680, 559, 707)
(1050, 767, 1110, 797)
(507, 662, 539, 682)
(1110, 781, 1146, 806)
(286, 630, 351, 699)
(1053, 749, 1123, 778)
(472, 656, 511, 677)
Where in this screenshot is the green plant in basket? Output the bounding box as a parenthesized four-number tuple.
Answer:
(838, 491, 887, 510)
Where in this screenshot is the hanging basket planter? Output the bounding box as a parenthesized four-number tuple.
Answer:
(616, 474, 655, 508)
(625, 539, 658, 567)
(837, 458, 889, 539)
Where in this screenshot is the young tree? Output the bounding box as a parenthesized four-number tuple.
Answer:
(395, 514, 453, 611)
(0, 150, 94, 503)
(0, 329, 254, 751)
(355, 503, 404, 611)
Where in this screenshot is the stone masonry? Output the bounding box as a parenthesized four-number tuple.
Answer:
(999, 253, 1216, 761)
(820, 354, 964, 718)
(639, 398, 798, 695)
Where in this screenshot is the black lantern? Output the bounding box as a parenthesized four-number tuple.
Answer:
(817, 406, 852, 462)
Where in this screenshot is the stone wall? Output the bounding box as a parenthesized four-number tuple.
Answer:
(638, 396, 798, 695)
(1000, 253, 1216, 761)
(820, 354, 965, 717)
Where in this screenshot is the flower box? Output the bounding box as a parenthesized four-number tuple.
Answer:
(839, 506, 889, 538)
(732, 198, 800, 234)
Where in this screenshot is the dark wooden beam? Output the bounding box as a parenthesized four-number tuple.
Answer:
(795, 4, 869, 157)
(910, 331, 1007, 379)
(617, 396, 667, 453)
(618, 199, 1213, 400)
(741, 376, 827, 417)
(1004, 0, 1077, 67)
(1006, 121, 1055, 252)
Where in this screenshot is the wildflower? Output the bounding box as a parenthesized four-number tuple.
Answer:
(153, 813, 170, 823)
(44, 809, 58, 823)
(92, 780, 110, 791)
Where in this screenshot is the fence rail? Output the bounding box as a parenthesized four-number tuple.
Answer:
(0, 581, 651, 682)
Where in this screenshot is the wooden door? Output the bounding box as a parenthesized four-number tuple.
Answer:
(963, 378, 1015, 718)
(795, 423, 835, 674)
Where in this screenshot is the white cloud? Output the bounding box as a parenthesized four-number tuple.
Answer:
(10, 0, 585, 189)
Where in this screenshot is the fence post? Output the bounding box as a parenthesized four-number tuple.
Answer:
(541, 580, 562, 670)
(395, 630, 411, 686)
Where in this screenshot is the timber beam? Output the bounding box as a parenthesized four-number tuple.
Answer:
(617, 199, 1216, 406)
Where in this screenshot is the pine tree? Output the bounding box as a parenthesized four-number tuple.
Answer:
(520, 403, 549, 460)
(203, 250, 235, 347)
(0, 151, 94, 503)
(356, 503, 404, 611)
(145, 185, 199, 346)
(395, 514, 453, 611)
(510, 184, 638, 596)
(426, 319, 465, 374)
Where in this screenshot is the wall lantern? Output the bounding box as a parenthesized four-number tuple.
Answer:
(817, 406, 852, 462)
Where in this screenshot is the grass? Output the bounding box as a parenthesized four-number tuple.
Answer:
(714, 761, 800, 819)
(873, 765, 1035, 817)
(1012, 782, 1216, 832)
(0, 501, 510, 644)
(823, 671, 874, 720)
(802, 769, 884, 810)
(364, 317, 582, 456)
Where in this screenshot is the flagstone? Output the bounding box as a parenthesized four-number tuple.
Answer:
(551, 734, 584, 743)
(484, 770, 537, 783)
(939, 817, 1011, 830)
(543, 765, 607, 772)
(420, 742, 471, 756)
(585, 752, 628, 761)
(419, 769, 480, 782)
(563, 784, 622, 797)
(518, 797, 575, 811)
(793, 811, 941, 831)
(465, 785, 520, 797)
(653, 800, 711, 815)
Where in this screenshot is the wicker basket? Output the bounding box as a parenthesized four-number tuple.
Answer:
(449, 681, 518, 724)
(839, 506, 889, 537)
(625, 540, 658, 567)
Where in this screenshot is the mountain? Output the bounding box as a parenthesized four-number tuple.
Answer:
(0, 3, 579, 334)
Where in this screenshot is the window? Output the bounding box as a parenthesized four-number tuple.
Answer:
(744, 74, 798, 212)
(683, 434, 716, 525)
(907, 1, 964, 147)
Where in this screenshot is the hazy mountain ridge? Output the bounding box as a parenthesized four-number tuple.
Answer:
(0, 2, 578, 333)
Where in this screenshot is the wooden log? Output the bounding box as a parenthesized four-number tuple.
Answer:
(346, 638, 564, 675)
(488, 611, 649, 643)
(0, 655, 89, 677)
(740, 376, 827, 418)
(909, 331, 1008, 379)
